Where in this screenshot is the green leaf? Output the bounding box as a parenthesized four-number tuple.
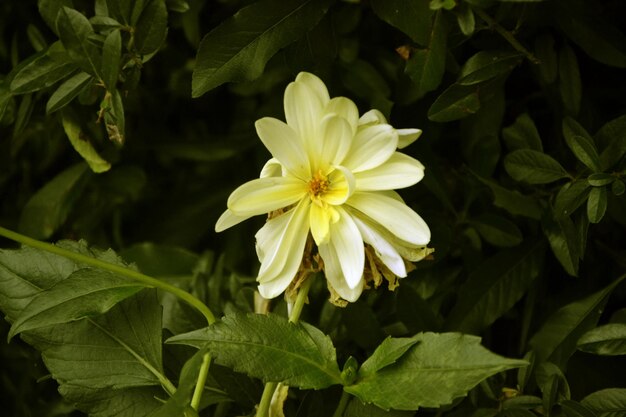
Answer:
(359, 336, 420, 377)
(10, 53, 77, 94)
(577, 324, 626, 356)
(471, 213, 523, 247)
(554, 180, 592, 218)
(38, 0, 73, 34)
(56, 6, 102, 77)
(192, 0, 332, 97)
(587, 173, 614, 187)
(65, 386, 163, 417)
(12, 93, 35, 138)
(474, 175, 542, 219)
(536, 362, 570, 413)
(134, 0, 168, 56)
(560, 400, 597, 417)
(444, 241, 545, 334)
(344, 332, 527, 410)
(612, 180, 625, 196)
(396, 284, 443, 333)
(529, 275, 626, 368)
(405, 11, 447, 98)
(62, 110, 112, 173)
(595, 113, 626, 170)
(102, 29, 121, 90)
(370, 0, 434, 46)
(456, 2, 475, 36)
(46, 71, 92, 113)
(563, 117, 601, 172)
(559, 44, 582, 116)
(582, 388, 626, 417)
(542, 211, 580, 276)
(427, 83, 480, 122)
(9, 268, 145, 339)
(534, 34, 558, 84)
(104, 89, 125, 144)
(458, 50, 522, 85)
(18, 163, 90, 239)
(167, 312, 342, 389)
(344, 398, 413, 417)
(587, 186, 607, 224)
(504, 149, 570, 184)
(502, 113, 543, 152)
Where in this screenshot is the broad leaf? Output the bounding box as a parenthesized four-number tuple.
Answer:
(192, 0, 332, 97)
(595, 113, 626, 170)
(458, 50, 522, 85)
(536, 362, 570, 413)
(405, 11, 446, 98)
(359, 336, 420, 377)
(529, 275, 626, 368)
(46, 71, 92, 113)
(10, 52, 76, 94)
(560, 400, 597, 417)
(587, 186, 607, 224)
(102, 29, 121, 90)
(371, 0, 434, 46)
(542, 211, 580, 276)
(167, 312, 343, 389)
(428, 83, 480, 122)
(559, 45, 582, 116)
(56, 7, 102, 77)
(38, 0, 74, 34)
(62, 111, 112, 173)
(344, 398, 413, 417)
(587, 173, 614, 187)
(563, 117, 601, 172)
(471, 213, 523, 247)
(582, 388, 626, 417)
(577, 324, 626, 356)
(62, 385, 164, 417)
(504, 149, 570, 184)
(502, 113, 543, 152)
(444, 241, 545, 334)
(134, 0, 168, 55)
(344, 332, 527, 410)
(554, 180, 591, 218)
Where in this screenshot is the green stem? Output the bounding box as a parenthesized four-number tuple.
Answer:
(474, 8, 540, 64)
(190, 352, 212, 410)
(256, 381, 279, 417)
(331, 390, 351, 417)
(0, 226, 216, 326)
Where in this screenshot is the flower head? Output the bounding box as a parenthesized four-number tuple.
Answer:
(216, 72, 432, 303)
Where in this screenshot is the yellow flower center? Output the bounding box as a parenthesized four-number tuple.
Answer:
(308, 170, 329, 205)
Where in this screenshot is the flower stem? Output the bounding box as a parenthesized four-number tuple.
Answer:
(331, 391, 351, 417)
(256, 381, 279, 417)
(190, 352, 212, 410)
(0, 226, 216, 325)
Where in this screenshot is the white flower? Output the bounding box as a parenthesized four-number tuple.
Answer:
(216, 72, 431, 302)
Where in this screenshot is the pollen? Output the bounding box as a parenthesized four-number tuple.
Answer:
(308, 170, 329, 202)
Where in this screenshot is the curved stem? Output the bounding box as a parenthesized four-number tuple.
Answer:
(331, 390, 351, 417)
(191, 352, 212, 410)
(0, 226, 216, 325)
(256, 381, 278, 417)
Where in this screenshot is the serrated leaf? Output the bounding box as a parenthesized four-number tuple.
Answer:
(371, 0, 434, 46)
(458, 50, 522, 85)
(192, 0, 332, 97)
(46, 71, 92, 113)
(344, 398, 413, 417)
(577, 324, 626, 356)
(102, 29, 121, 89)
(62, 110, 112, 173)
(502, 113, 543, 152)
(504, 149, 570, 184)
(56, 7, 102, 77)
(344, 332, 527, 410)
(554, 180, 591, 218)
(167, 312, 342, 389)
(10, 52, 77, 94)
(582, 388, 626, 417)
(359, 336, 420, 377)
(427, 83, 480, 122)
(529, 275, 626, 368)
(587, 186, 607, 224)
(18, 163, 90, 239)
(405, 11, 446, 98)
(563, 117, 601, 172)
(444, 241, 545, 334)
(559, 44, 582, 116)
(9, 268, 144, 340)
(134, 0, 168, 56)
(543, 211, 580, 276)
(472, 213, 523, 247)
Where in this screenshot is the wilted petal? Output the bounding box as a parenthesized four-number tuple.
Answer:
(352, 215, 406, 277)
(228, 177, 306, 216)
(324, 97, 359, 134)
(347, 191, 430, 245)
(354, 153, 425, 191)
(255, 118, 309, 179)
(342, 124, 398, 172)
(397, 128, 422, 149)
(319, 115, 353, 170)
(319, 235, 364, 302)
(215, 209, 252, 233)
(323, 165, 356, 206)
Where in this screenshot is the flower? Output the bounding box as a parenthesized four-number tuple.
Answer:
(216, 72, 431, 303)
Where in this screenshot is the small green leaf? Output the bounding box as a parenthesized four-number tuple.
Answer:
(359, 336, 420, 377)
(543, 210, 580, 276)
(612, 180, 625, 196)
(38, 0, 73, 34)
(430, 0, 456, 10)
(504, 149, 570, 184)
(10, 53, 76, 94)
(502, 113, 543, 152)
(578, 323, 626, 356)
(192, 0, 333, 97)
(166, 0, 190, 13)
(474, 174, 542, 219)
(536, 362, 570, 413)
(587, 173, 614, 187)
(559, 44, 582, 116)
(517, 351, 536, 393)
(46, 71, 92, 114)
(167, 312, 342, 389)
(595, 113, 626, 170)
(554, 180, 591, 218)
(90, 15, 123, 30)
(534, 34, 558, 84)
(134, 0, 168, 56)
(344, 332, 527, 410)
(587, 186, 607, 223)
(471, 213, 523, 247)
(26, 24, 48, 51)
(582, 388, 626, 416)
(529, 275, 626, 368)
(456, 2, 475, 36)
(102, 29, 121, 90)
(458, 50, 522, 85)
(563, 117, 601, 172)
(428, 83, 480, 122)
(9, 268, 145, 339)
(56, 7, 102, 77)
(371, 0, 434, 46)
(13, 93, 35, 138)
(62, 110, 112, 173)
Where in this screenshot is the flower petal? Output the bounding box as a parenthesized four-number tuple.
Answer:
(324, 165, 356, 206)
(255, 118, 309, 179)
(352, 215, 406, 277)
(324, 97, 359, 134)
(347, 191, 430, 245)
(215, 209, 252, 233)
(295, 72, 330, 105)
(228, 177, 306, 216)
(342, 124, 398, 172)
(284, 79, 324, 158)
(319, 115, 353, 170)
(319, 207, 364, 289)
(309, 204, 339, 246)
(354, 152, 425, 191)
(358, 109, 386, 126)
(397, 128, 422, 149)
(260, 158, 284, 178)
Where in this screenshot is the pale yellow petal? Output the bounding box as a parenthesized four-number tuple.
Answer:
(260, 158, 284, 178)
(358, 109, 386, 126)
(319, 115, 353, 170)
(295, 72, 330, 106)
(354, 152, 425, 191)
(352, 215, 406, 277)
(228, 177, 306, 216)
(255, 118, 310, 179)
(397, 128, 422, 149)
(342, 124, 398, 172)
(324, 97, 359, 134)
(347, 191, 430, 245)
(215, 209, 252, 233)
(323, 165, 355, 206)
(284, 80, 323, 158)
(309, 204, 339, 246)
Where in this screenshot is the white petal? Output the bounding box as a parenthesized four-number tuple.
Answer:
(323, 165, 356, 206)
(260, 158, 283, 178)
(352, 215, 406, 277)
(324, 97, 359, 134)
(397, 128, 422, 149)
(309, 203, 337, 246)
(228, 177, 306, 216)
(319, 207, 364, 289)
(319, 240, 364, 302)
(354, 152, 425, 191)
(295, 72, 330, 106)
(347, 191, 430, 245)
(255, 118, 309, 179)
(215, 209, 252, 232)
(342, 124, 398, 172)
(319, 115, 353, 169)
(284, 80, 324, 157)
(358, 109, 386, 126)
